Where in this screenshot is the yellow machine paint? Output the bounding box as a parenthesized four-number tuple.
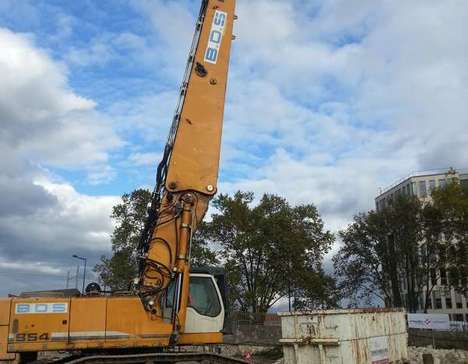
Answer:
(0, 0, 236, 362)
(3, 296, 222, 354)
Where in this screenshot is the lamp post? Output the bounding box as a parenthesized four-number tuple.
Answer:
(72, 254, 87, 294)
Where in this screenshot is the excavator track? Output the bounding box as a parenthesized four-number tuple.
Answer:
(47, 352, 248, 364)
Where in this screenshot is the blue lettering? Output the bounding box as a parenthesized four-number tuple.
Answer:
(210, 30, 222, 44)
(52, 303, 66, 312)
(35, 304, 47, 313)
(214, 12, 226, 27)
(17, 304, 30, 313)
(205, 48, 218, 62)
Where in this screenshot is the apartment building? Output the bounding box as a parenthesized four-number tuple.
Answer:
(375, 168, 468, 321)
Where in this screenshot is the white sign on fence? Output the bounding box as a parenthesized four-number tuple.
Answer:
(369, 336, 389, 364)
(408, 313, 450, 331)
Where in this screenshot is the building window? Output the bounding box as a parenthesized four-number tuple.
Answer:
(453, 314, 463, 322)
(455, 293, 463, 309)
(411, 182, 417, 195)
(434, 291, 442, 309)
(445, 297, 452, 309)
(418, 295, 423, 311)
(419, 180, 427, 198)
(439, 179, 446, 188)
(429, 180, 436, 193)
(427, 295, 433, 310)
(430, 269, 437, 286)
(440, 269, 447, 285)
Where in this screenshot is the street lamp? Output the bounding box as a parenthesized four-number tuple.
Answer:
(72, 254, 87, 294)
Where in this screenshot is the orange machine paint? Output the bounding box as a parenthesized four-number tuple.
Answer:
(0, 0, 236, 362)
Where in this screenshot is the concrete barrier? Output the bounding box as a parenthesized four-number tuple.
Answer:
(224, 324, 282, 345)
(408, 329, 468, 350)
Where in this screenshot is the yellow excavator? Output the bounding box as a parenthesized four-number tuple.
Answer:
(0, 0, 238, 362)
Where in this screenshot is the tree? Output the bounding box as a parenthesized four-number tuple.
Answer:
(204, 191, 334, 313)
(292, 268, 341, 310)
(95, 188, 217, 290)
(334, 195, 426, 311)
(94, 189, 150, 290)
(333, 211, 394, 307)
(419, 202, 445, 311)
(335, 182, 468, 311)
(94, 248, 136, 291)
(388, 196, 423, 312)
(430, 182, 468, 295)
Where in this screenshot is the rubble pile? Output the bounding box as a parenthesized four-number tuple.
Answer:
(408, 347, 468, 364)
(266, 347, 468, 364)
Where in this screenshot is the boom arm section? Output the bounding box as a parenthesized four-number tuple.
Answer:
(136, 0, 235, 334)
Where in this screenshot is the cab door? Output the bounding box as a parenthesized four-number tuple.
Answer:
(184, 274, 224, 334)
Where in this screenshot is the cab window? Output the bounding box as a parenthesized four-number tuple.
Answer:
(188, 277, 221, 317)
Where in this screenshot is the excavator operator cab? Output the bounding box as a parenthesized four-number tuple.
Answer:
(162, 269, 227, 334)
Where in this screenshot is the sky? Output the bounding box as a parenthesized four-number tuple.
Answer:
(1, 0, 467, 296)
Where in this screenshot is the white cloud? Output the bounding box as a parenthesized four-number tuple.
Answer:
(0, 27, 122, 170)
(89, 0, 468, 235)
(66, 40, 115, 67)
(36, 179, 118, 250)
(217, 0, 468, 230)
(0, 259, 62, 275)
(0, 28, 93, 117)
(129, 0, 197, 79)
(111, 0, 468, 236)
(128, 152, 161, 166)
(0, 177, 118, 295)
(0, 27, 122, 294)
(0, 178, 117, 255)
(107, 91, 177, 143)
(1, 0, 468, 294)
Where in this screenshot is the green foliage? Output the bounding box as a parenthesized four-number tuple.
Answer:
(94, 189, 151, 290)
(292, 269, 341, 310)
(204, 191, 335, 313)
(191, 222, 219, 267)
(334, 212, 392, 306)
(96, 188, 336, 310)
(430, 182, 468, 294)
(94, 248, 136, 291)
(94, 189, 218, 290)
(334, 182, 468, 311)
(110, 189, 151, 252)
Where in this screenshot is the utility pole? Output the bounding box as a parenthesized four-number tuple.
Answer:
(66, 271, 70, 289)
(75, 264, 80, 289)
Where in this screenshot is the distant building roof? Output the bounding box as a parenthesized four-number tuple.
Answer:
(377, 167, 468, 199)
(19, 289, 81, 298)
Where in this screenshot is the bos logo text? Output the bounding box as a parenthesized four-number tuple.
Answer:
(15, 303, 68, 314)
(204, 10, 227, 64)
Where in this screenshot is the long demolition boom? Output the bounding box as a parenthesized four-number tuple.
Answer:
(136, 0, 235, 335)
